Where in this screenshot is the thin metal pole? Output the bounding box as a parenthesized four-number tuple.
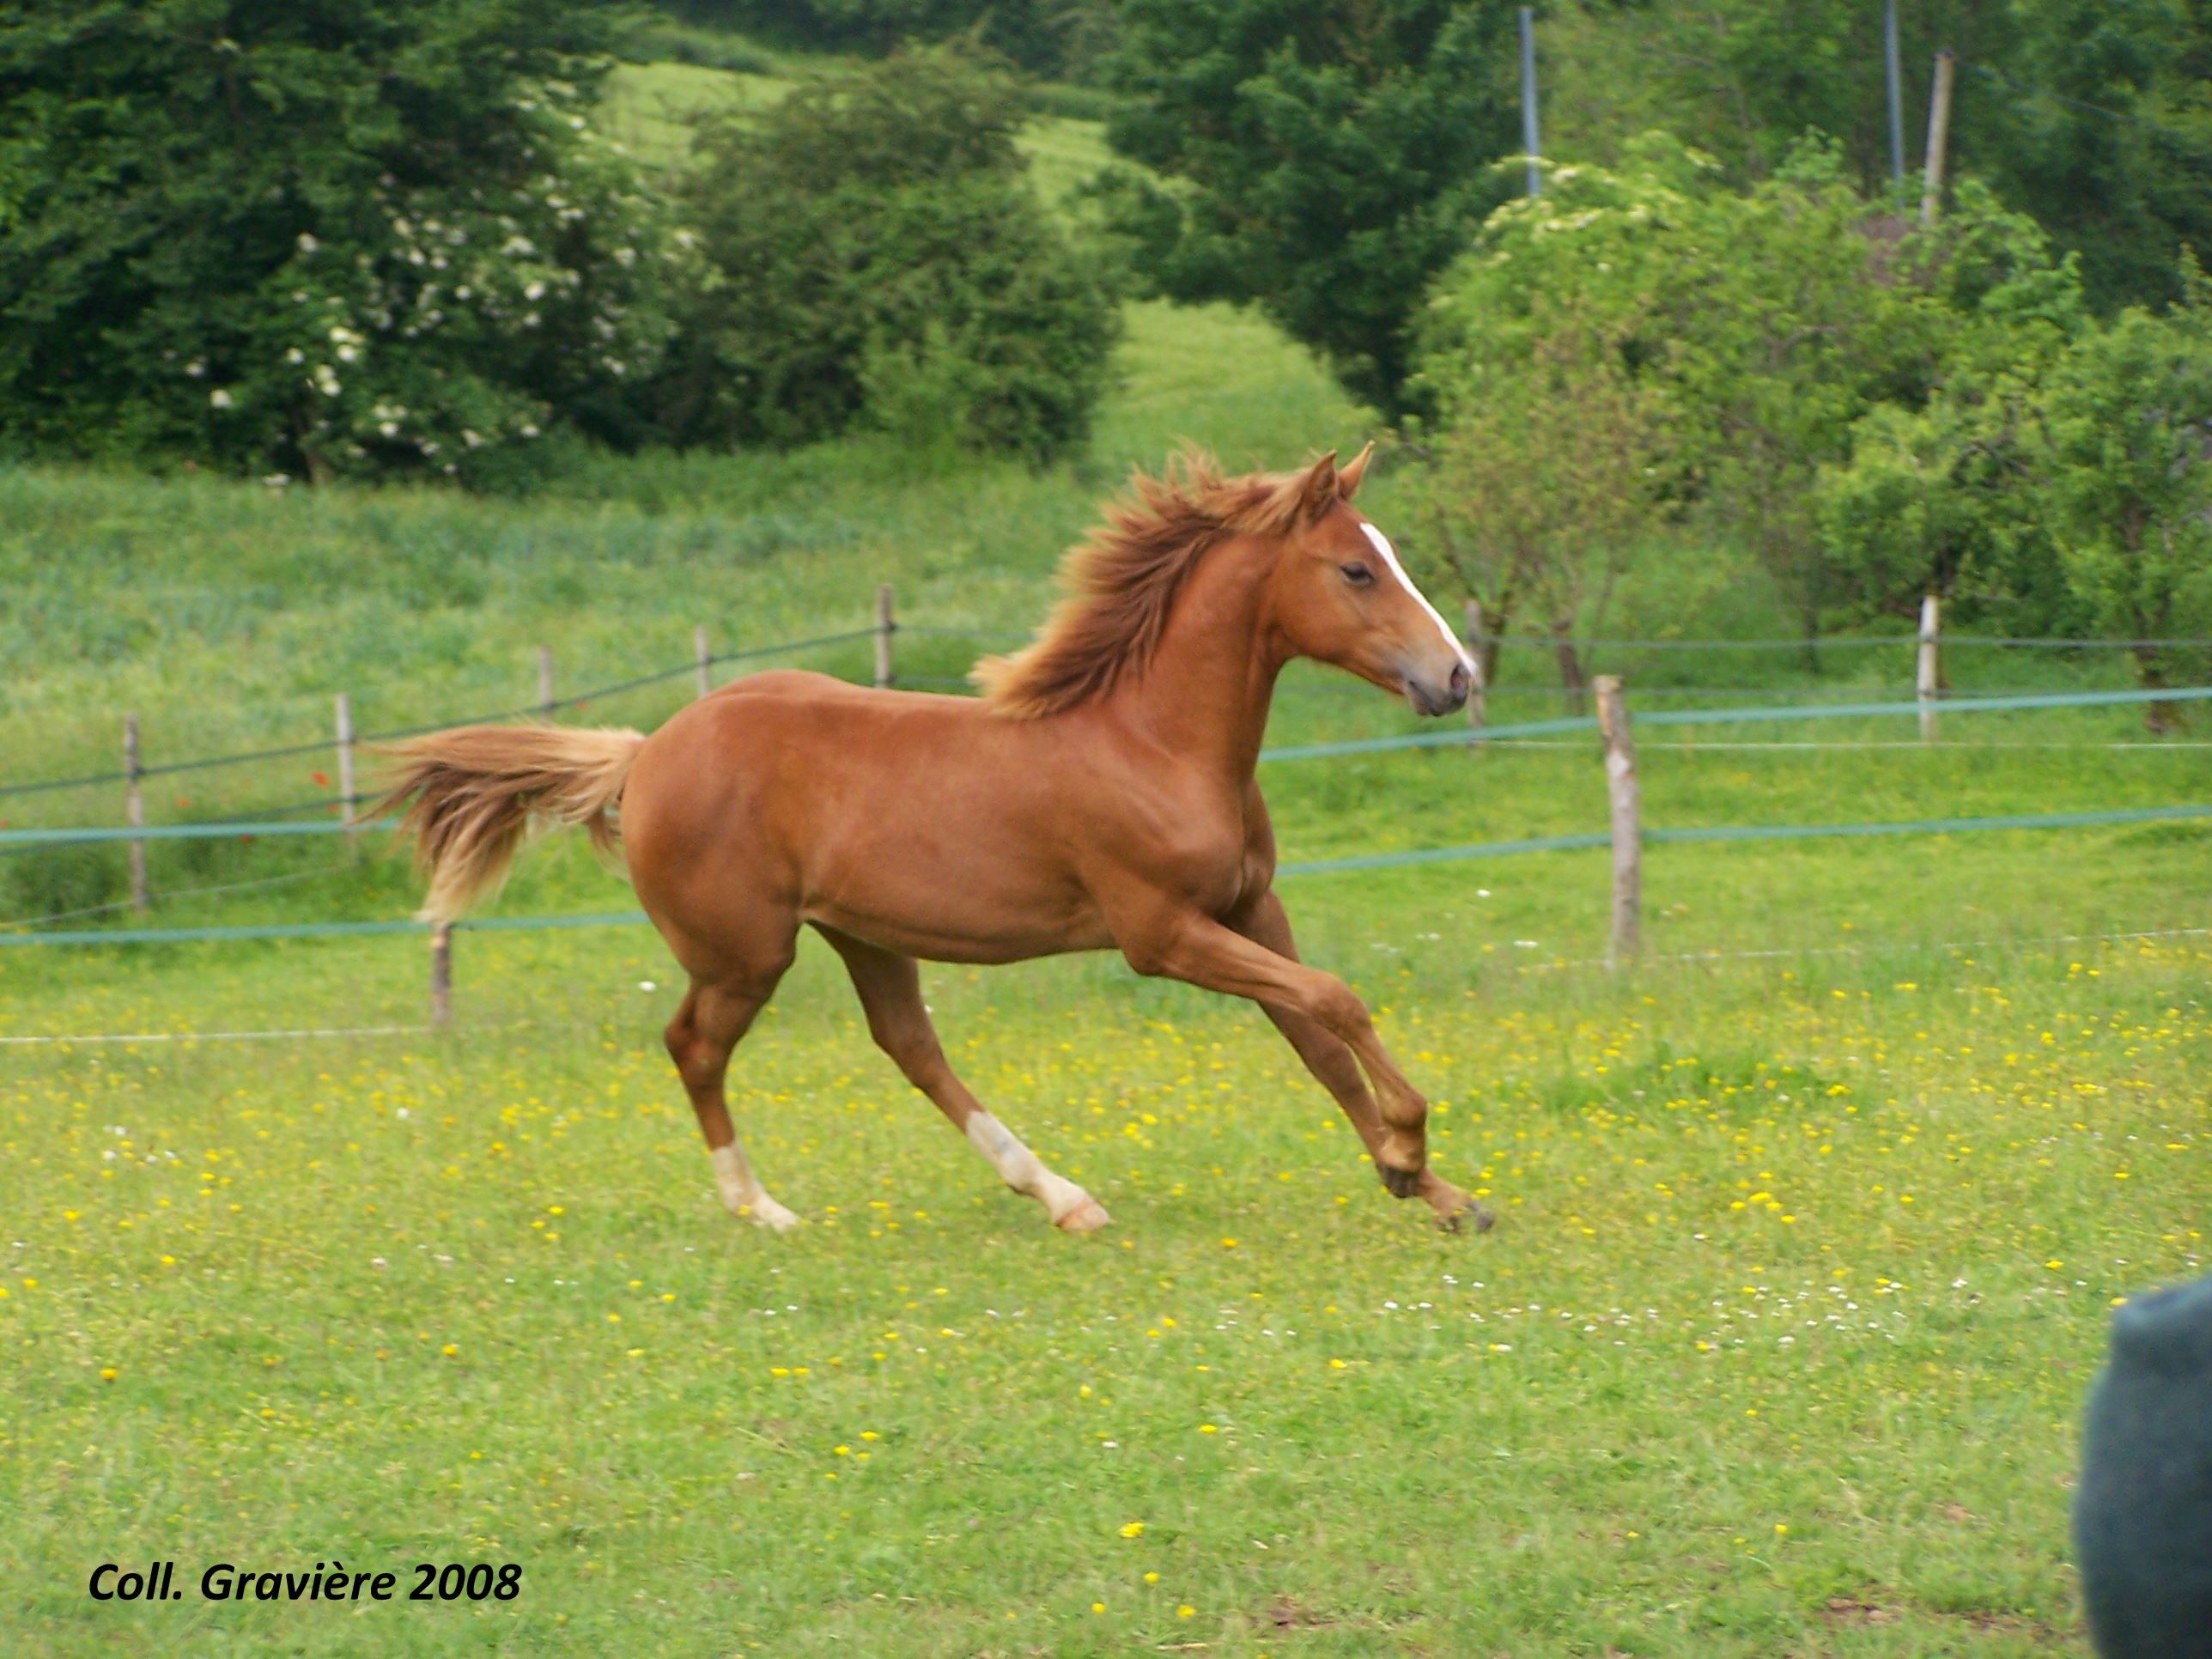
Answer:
(1921, 48, 1955, 227)
(335, 692, 357, 856)
(1884, 0, 1905, 186)
(124, 713, 148, 914)
(536, 646, 555, 717)
(694, 624, 712, 700)
(1519, 7, 1541, 197)
(1917, 594, 1941, 741)
(873, 585, 895, 690)
(1595, 676, 1639, 968)
(429, 923, 452, 1028)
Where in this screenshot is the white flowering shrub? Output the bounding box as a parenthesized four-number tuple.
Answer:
(0, 3, 688, 485)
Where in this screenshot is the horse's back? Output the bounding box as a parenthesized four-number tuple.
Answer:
(620, 671, 1118, 963)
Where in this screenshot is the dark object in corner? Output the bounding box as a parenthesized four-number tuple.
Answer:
(2075, 1273, 2212, 1659)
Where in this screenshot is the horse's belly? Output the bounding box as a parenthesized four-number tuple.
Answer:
(803, 856, 1112, 964)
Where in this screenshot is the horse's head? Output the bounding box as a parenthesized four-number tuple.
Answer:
(1268, 447, 1473, 717)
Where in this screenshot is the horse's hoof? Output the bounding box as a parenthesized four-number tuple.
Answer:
(1443, 1199, 1496, 1235)
(1377, 1163, 1422, 1200)
(1054, 1196, 1112, 1234)
(737, 1198, 802, 1233)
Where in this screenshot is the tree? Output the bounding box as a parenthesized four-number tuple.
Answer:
(1814, 204, 2089, 635)
(647, 48, 1121, 461)
(1415, 136, 1929, 647)
(1102, 0, 1523, 414)
(1395, 303, 1668, 706)
(1539, 1, 2212, 317)
(1416, 136, 2078, 650)
(0, 0, 684, 485)
(2039, 282, 2212, 727)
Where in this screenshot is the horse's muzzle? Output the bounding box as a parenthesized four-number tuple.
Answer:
(1406, 662, 1471, 717)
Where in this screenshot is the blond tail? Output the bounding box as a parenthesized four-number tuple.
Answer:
(369, 725, 647, 924)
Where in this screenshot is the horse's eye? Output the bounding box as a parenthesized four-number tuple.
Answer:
(1340, 562, 1376, 587)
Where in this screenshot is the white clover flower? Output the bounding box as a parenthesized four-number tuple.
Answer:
(285, 347, 306, 364)
(501, 234, 536, 257)
(209, 388, 234, 410)
(524, 281, 545, 301)
(462, 428, 483, 448)
(185, 359, 206, 377)
(297, 232, 319, 253)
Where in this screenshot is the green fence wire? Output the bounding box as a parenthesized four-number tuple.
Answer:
(9, 804, 2209, 946)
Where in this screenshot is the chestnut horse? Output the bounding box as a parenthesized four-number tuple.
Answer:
(378, 447, 1491, 1236)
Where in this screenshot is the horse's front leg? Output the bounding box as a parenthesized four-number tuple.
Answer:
(1110, 898, 1433, 1193)
(1227, 891, 1491, 1231)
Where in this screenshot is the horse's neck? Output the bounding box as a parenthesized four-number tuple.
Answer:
(1116, 538, 1284, 780)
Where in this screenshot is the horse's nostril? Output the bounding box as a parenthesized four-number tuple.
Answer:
(1449, 663, 1471, 697)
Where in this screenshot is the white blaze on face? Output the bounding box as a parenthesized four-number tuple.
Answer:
(1360, 521, 1474, 670)
(965, 1109, 1095, 1224)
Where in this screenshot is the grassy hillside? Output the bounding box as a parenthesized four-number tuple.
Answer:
(0, 301, 1369, 831)
(598, 59, 1116, 210)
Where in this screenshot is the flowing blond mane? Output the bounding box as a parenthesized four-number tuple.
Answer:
(974, 452, 1319, 718)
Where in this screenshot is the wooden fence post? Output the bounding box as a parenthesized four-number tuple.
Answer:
(335, 692, 358, 856)
(536, 646, 555, 717)
(873, 584, 895, 690)
(1595, 676, 1640, 969)
(1463, 599, 1488, 745)
(695, 624, 712, 700)
(1917, 593, 1941, 743)
(429, 924, 453, 1028)
(124, 713, 148, 914)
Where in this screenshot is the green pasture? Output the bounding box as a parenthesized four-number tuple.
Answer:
(3, 811, 2210, 1656)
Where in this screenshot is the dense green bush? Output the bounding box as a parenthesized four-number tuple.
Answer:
(1102, 0, 1524, 415)
(1410, 137, 2091, 641)
(0, 0, 688, 486)
(646, 50, 1121, 463)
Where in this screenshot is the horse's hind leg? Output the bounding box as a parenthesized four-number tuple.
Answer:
(665, 969, 799, 1232)
(817, 926, 1109, 1234)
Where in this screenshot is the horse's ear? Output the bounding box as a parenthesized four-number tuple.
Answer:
(1297, 450, 1340, 520)
(1337, 441, 1375, 500)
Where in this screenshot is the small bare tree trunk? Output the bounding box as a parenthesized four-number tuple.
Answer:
(1462, 599, 1488, 742)
(2134, 647, 2178, 733)
(1553, 629, 1587, 717)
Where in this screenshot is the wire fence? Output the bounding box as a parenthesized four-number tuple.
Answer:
(0, 629, 878, 800)
(7, 801, 2208, 949)
(9, 622, 2202, 803)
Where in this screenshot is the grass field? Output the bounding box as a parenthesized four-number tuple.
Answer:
(5, 135, 2212, 1651)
